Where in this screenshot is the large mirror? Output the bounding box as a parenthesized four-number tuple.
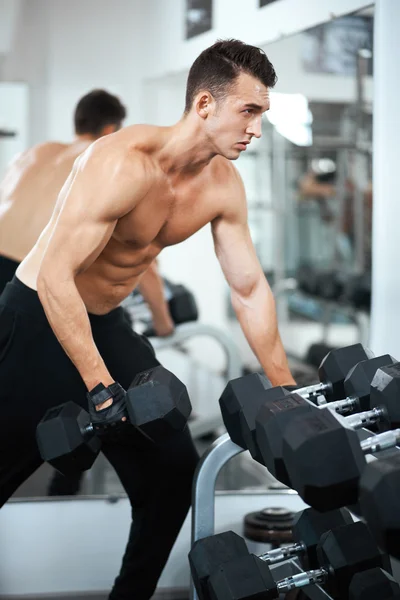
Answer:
(232, 6, 374, 377)
(7, 6, 374, 503)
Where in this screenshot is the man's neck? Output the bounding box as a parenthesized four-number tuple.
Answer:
(157, 115, 219, 176)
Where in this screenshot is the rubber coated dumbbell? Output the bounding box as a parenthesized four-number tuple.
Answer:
(242, 507, 353, 569)
(243, 506, 354, 571)
(143, 281, 199, 336)
(251, 356, 394, 485)
(359, 454, 400, 560)
(349, 568, 400, 600)
(189, 521, 390, 600)
(282, 409, 400, 511)
(280, 362, 400, 508)
(219, 344, 372, 450)
(232, 354, 394, 471)
(36, 365, 192, 476)
(297, 343, 373, 403)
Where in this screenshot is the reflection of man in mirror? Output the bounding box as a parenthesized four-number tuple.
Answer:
(298, 158, 372, 269)
(0, 90, 126, 292)
(0, 40, 296, 599)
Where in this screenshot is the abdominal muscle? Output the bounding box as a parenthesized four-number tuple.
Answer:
(16, 225, 160, 315)
(75, 252, 158, 315)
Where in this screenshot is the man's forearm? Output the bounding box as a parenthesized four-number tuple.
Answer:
(37, 275, 113, 391)
(138, 264, 173, 325)
(232, 280, 295, 386)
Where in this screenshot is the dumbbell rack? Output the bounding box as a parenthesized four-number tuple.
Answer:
(190, 433, 333, 600)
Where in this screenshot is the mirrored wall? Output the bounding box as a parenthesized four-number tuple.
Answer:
(234, 6, 374, 366)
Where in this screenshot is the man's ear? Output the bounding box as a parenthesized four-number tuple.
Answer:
(195, 91, 214, 119)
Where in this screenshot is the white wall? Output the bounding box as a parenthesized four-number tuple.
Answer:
(2, 0, 49, 145)
(369, 0, 400, 358)
(0, 0, 20, 54)
(141, 0, 371, 80)
(45, 0, 144, 141)
(263, 32, 373, 103)
(0, 82, 28, 179)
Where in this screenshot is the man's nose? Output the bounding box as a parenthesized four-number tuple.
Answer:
(246, 115, 262, 139)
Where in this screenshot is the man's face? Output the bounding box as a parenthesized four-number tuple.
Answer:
(205, 72, 270, 160)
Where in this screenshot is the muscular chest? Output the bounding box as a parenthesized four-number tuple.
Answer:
(113, 178, 219, 249)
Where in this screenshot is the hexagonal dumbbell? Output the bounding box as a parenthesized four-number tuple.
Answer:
(219, 351, 388, 471)
(218, 372, 273, 452)
(282, 406, 400, 511)
(302, 343, 373, 403)
(278, 362, 400, 508)
(243, 506, 354, 571)
(36, 402, 101, 476)
(188, 531, 249, 600)
(252, 356, 395, 487)
(36, 366, 191, 475)
(219, 344, 371, 444)
(359, 454, 400, 561)
(126, 365, 192, 440)
(255, 392, 319, 485)
(349, 568, 400, 600)
(190, 521, 390, 600)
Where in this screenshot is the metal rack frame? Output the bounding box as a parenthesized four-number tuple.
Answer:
(190, 433, 332, 600)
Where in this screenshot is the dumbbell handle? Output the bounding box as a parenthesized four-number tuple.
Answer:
(306, 390, 365, 417)
(298, 381, 331, 399)
(326, 395, 359, 414)
(82, 423, 95, 435)
(343, 406, 386, 429)
(276, 567, 327, 592)
(361, 428, 400, 454)
(259, 541, 306, 565)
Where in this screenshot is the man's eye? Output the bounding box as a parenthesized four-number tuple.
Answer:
(243, 109, 253, 114)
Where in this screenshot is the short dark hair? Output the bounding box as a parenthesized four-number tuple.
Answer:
(74, 89, 127, 135)
(184, 39, 277, 113)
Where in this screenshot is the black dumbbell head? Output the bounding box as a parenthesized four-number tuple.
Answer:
(189, 531, 249, 600)
(317, 521, 391, 599)
(292, 507, 353, 570)
(282, 409, 365, 510)
(319, 344, 372, 402)
(36, 401, 101, 476)
(349, 568, 400, 600)
(255, 393, 316, 486)
(127, 366, 192, 441)
(370, 363, 400, 431)
(168, 285, 198, 324)
(344, 355, 395, 411)
(208, 554, 276, 600)
(239, 386, 289, 462)
(219, 373, 272, 448)
(359, 455, 400, 560)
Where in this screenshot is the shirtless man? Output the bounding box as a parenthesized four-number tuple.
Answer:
(0, 40, 295, 599)
(0, 89, 175, 497)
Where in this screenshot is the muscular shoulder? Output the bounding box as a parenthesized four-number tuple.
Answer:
(72, 130, 157, 205)
(80, 130, 156, 178)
